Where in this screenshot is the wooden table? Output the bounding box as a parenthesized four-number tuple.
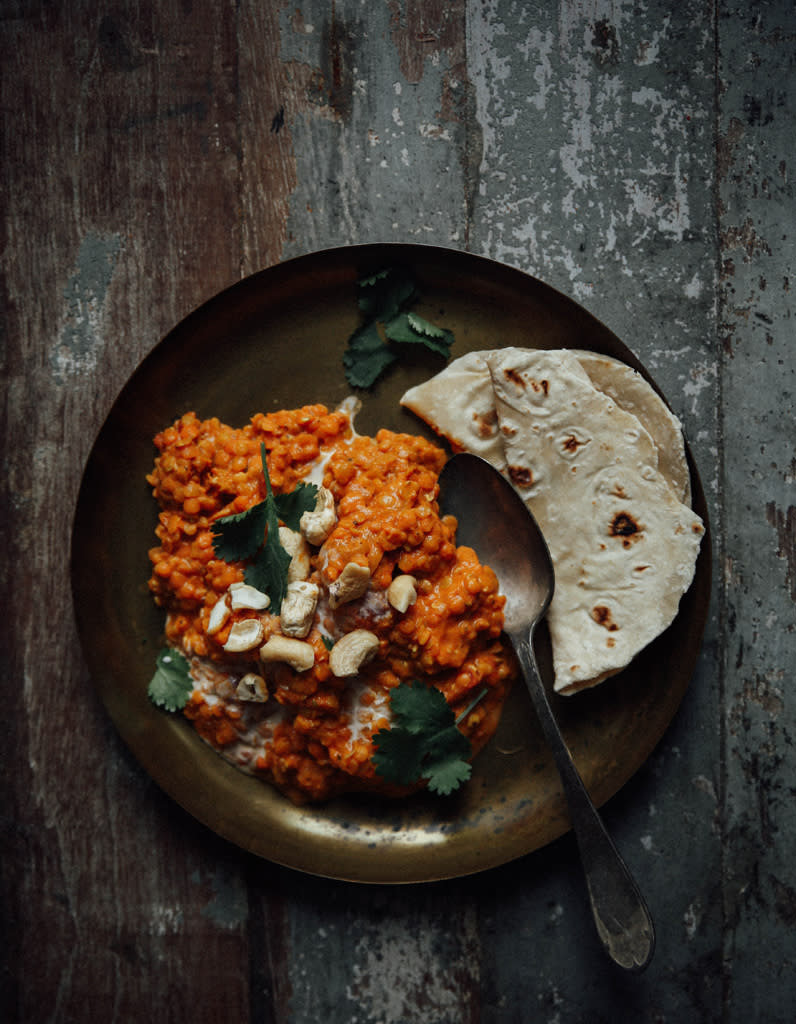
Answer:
(3, 3, 794, 1021)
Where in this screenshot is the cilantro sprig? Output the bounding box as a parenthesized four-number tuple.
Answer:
(210, 502, 269, 563)
(343, 266, 454, 388)
(148, 647, 193, 711)
(372, 682, 487, 796)
(211, 443, 317, 614)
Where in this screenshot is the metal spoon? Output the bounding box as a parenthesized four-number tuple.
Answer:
(438, 452, 655, 972)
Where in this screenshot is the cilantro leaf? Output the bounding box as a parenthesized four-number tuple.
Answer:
(274, 481, 318, 530)
(390, 679, 454, 734)
(210, 443, 301, 615)
(384, 311, 454, 357)
(211, 501, 268, 562)
(148, 647, 193, 712)
(357, 268, 390, 288)
(357, 266, 417, 321)
(372, 726, 426, 785)
(371, 681, 475, 795)
(342, 320, 398, 388)
(343, 266, 454, 388)
(406, 312, 455, 354)
(405, 311, 452, 341)
(244, 535, 291, 611)
(255, 442, 292, 614)
(423, 747, 473, 796)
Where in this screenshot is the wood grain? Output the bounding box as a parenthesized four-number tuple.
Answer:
(2, 4, 249, 1020)
(717, 1, 796, 1015)
(2, 0, 795, 1021)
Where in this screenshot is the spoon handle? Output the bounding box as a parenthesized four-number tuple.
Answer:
(511, 631, 655, 972)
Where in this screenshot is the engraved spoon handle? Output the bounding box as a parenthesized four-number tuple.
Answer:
(511, 630, 655, 972)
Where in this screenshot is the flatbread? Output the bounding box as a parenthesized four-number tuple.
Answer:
(401, 348, 690, 503)
(400, 350, 507, 469)
(571, 350, 691, 505)
(400, 346, 704, 695)
(486, 347, 704, 694)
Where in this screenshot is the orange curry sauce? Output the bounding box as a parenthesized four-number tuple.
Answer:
(147, 405, 515, 803)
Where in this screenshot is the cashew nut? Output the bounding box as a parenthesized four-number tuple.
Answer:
(278, 526, 312, 582)
(300, 486, 337, 545)
(387, 574, 417, 614)
(328, 561, 370, 609)
(223, 618, 265, 652)
(259, 635, 315, 672)
(207, 596, 231, 635)
(235, 673, 269, 702)
(280, 580, 320, 638)
(229, 581, 270, 611)
(329, 629, 380, 677)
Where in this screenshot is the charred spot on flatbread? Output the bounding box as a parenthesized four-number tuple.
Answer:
(503, 367, 525, 388)
(473, 408, 498, 439)
(502, 367, 549, 396)
(558, 430, 591, 458)
(591, 605, 619, 631)
(562, 434, 587, 454)
(609, 511, 642, 547)
(508, 464, 533, 487)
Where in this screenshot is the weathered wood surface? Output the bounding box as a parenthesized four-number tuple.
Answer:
(2, 2, 794, 1021)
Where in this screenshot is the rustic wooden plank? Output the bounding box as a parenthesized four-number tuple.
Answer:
(276, 0, 474, 255)
(1, 4, 254, 1020)
(272, 876, 482, 1024)
(3, 0, 795, 1020)
(245, 1, 725, 1017)
(717, 1, 796, 1019)
(463, 2, 723, 1017)
(239, 5, 490, 1018)
(238, 0, 300, 275)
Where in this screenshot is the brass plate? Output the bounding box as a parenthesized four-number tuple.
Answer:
(71, 244, 711, 883)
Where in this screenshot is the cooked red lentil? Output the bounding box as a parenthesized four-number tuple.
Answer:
(147, 404, 516, 803)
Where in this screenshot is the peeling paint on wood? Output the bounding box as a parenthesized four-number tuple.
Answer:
(766, 502, 796, 602)
(2, 0, 796, 1021)
(718, 0, 796, 1018)
(51, 233, 122, 382)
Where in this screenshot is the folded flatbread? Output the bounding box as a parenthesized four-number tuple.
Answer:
(401, 347, 704, 695)
(401, 350, 507, 469)
(401, 348, 690, 503)
(570, 350, 691, 505)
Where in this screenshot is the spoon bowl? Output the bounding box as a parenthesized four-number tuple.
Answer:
(438, 452, 655, 972)
(438, 453, 555, 635)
